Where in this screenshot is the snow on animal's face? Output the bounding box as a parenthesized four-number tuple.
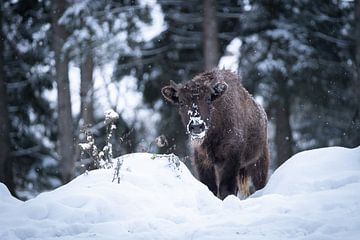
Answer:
(161, 80, 228, 143)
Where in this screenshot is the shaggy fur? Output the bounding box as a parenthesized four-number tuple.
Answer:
(162, 69, 269, 199)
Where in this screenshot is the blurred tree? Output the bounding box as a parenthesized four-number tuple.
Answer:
(0, 0, 16, 196)
(203, 0, 219, 70)
(80, 51, 94, 126)
(238, 0, 359, 167)
(61, 0, 153, 159)
(355, 0, 360, 118)
(1, 0, 59, 198)
(51, 0, 75, 183)
(2, 0, 358, 198)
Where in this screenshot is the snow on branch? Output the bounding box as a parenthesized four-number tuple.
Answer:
(79, 109, 119, 170)
(78, 109, 177, 184)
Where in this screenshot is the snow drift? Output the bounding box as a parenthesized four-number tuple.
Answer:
(0, 146, 360, 240)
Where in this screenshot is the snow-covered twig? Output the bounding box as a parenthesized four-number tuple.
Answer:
(112, 157, 123, 184)
(79, 109, 119, 170)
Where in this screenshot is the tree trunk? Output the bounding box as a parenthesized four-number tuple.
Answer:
(203, 0, 219, 70)
(274, 77, 293, 168)
(355, 0, 360, 116)
(0, 1, 16, 196)
(80, 51, 94, 126)
(51, 0, 75, 183)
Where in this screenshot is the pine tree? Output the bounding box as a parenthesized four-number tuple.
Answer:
(355, 0, 360, 119)
(238, 0, 359, 167)
(2, 0, 58, 197)
(61, 0, 153, 158)
(0, 0, 15, 196)
(203, 0, 220, 70)
(51, 0, 75, 183)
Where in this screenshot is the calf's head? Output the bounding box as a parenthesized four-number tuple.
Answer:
(161, 80, 227, 143)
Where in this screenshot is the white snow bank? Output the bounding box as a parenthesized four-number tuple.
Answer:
(261, 146, 360, 195)
(1, 147, 360, 240)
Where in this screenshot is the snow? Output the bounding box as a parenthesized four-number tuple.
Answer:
(104, 109, 119, 122)
(218, 38, 242, 72)
(64, 62, 160, 144)
(186, 103, 208, 139)
(258, 55, 287, 75)
(1, 146, 360, 239)
(44, 2, 165, 141)
(78, 143, 92, 151)
(92, 67, 143, 120)
(92, 65, 161, 142)
(137, 0, 166, 41)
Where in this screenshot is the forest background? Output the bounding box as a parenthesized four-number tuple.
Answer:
(0, 0, 359, 199)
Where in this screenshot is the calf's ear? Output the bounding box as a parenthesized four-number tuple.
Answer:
(211, 82, 228, 101)
(161, 85, 179, 104)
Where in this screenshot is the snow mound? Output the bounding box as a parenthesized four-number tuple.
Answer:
(1, 147, 360, 240)
(262, 146, 360, 195)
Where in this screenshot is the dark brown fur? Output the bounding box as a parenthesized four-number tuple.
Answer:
(162, 69, 269, 199)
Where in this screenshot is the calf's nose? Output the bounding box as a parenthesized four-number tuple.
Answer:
(189, 122, 206, 134)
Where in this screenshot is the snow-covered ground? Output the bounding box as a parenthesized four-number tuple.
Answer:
(1, 146, 360, 240)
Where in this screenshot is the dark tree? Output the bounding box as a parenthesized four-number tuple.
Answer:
(355, 0, 360, 117)
(238, 0, 359, 168)
(51, 0, 75, 183)
(1, 0, 59, 197)
(0, 0, 15, 196)
(80, 51, 94, 126)
(61, 0, 153, 158)
(203, 0, 219, 70)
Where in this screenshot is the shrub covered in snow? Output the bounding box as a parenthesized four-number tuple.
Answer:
(79, 109, 120, 170)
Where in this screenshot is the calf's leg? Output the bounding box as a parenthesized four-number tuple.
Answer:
(196, 164, 217, 196)
(194, 149, 217, 196)
(215, 159, 239, 200)
(237, 145, 269, 198)
(247, 150, 269, 191)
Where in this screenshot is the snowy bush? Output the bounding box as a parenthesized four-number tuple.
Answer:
(79, 109, 119, 170)
(79, 109, 172, 184)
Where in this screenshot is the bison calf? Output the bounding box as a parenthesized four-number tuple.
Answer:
(162, 69, 269, 200)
